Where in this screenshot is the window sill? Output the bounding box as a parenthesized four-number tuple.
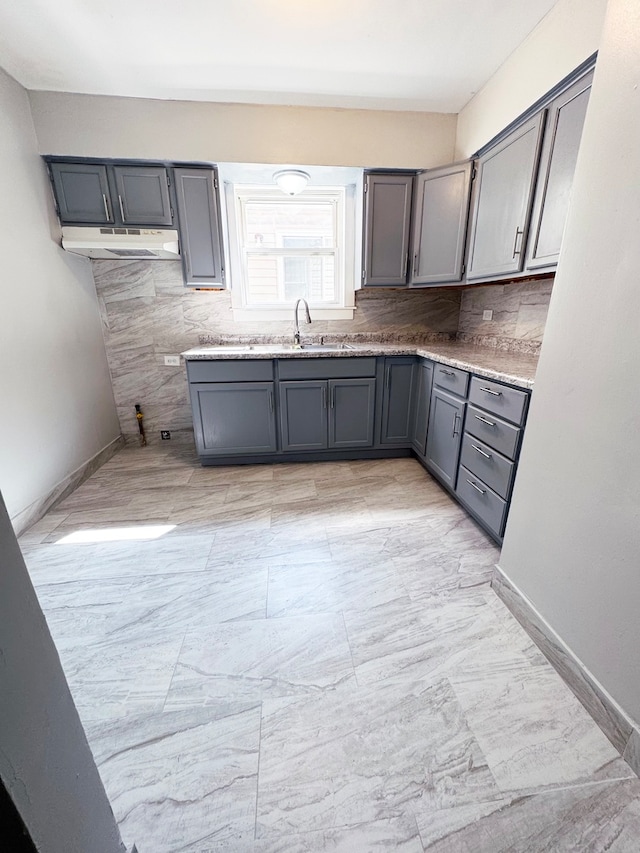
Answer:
(231, 307, 355, 322)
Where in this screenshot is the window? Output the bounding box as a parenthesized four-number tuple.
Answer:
(227, 183, 356, 320)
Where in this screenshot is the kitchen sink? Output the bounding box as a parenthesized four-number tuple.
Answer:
(206, 342, 360, 353)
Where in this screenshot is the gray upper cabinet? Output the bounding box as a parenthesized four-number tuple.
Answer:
(49, 162, 113, 224)
(380, 357, 415, 444)
(112, 165, 173, 226)
(466, 112, 545, 281)
(362, 173, 414, 286)
(411, 359, 433, 458)
(526, 70, 593, 270)
(190, 382, 277, 456)
(174, 168, 225, 287)
(410, 162, 472, 286)
(425, 387, 465, 489)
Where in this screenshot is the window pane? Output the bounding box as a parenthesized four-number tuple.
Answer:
(244, 202, 335, 248)
(245, 254, 336, 304)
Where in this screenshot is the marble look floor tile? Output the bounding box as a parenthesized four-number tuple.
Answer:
(257, 679, 496, 837)
(188, 465, 275, 485)
(253, 815, 423, 852)
(342, 591, 541, 687)
(35, 567, 268, 641)
(269, 498, 374, 533)
(272, 461, 357, 484)
(86, 704, 261, 853)
(267, 558, 410, 617)
(23, 533, 216, 584)
(449, 667, 633, 792)
(175, 506, 273, 533)
(224, 480, 317, 509)
(208, 529, 332, 571)
(417, 779, 640, 852)
(53, 626, 185, 723)
(165, 615, 356, 706)
(17, 510, 70, 545)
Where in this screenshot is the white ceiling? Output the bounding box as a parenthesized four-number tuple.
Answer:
(0, 0, 559, 112)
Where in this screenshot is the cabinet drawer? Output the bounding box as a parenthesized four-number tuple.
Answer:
(466, 405, 521, 459)
(434, 363, 469, 397)
(187, 359, 274, 383)
(469, 376, 528, 425)
(460, 433, 515, 500)
(456, 465, 508, 538)
(278, 357, 376, 380)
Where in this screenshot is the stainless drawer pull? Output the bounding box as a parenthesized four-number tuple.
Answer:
(452, 413, 460, 438)
(269, 390, 274, 413)
(440, 369, 456, 377)
(466, 479, 486, 495)
(512, 226, 524, 257)
(102, 193, 110, 220)
(322, 386, 327, 409)
(480, 387, 502, 396)
(118, 194, 125, 222)
(471, 443, 491, 459)
(474, 414, 496, 427)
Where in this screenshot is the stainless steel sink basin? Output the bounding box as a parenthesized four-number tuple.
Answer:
(297, 343, 356, 351)
(207, 342, 359, 353)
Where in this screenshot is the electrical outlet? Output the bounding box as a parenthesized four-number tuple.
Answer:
(482, 310, 493, 321)
(164, 355, 180, 367)
(160, 430, 171, 440)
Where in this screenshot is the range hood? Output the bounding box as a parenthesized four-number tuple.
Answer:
(61, 227, 180, 260)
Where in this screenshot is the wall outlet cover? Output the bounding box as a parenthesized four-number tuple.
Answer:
(160, 430, 171, 440)
(164, 355, 181, 366)
(482, 309, 493, 321)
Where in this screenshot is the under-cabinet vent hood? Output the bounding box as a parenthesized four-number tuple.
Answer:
(61, 227, 180, 260)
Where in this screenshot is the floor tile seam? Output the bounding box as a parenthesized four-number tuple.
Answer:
(254, 700, 265, 842)
(493, 775, 640, 801)
(162, 629, 189, 712)
(339, 610, 360, 689)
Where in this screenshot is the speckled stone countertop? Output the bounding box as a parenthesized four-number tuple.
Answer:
(181, 342, 538, 389)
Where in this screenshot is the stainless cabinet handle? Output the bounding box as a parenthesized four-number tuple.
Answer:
(452, 413, 460, 437)
(330, 386, 335, 409)
(413, 252, 419, 277)
(118, 194, 125, 222)
(480, 386, 502, 396)
(466, 479, 486, 495)
(474, 414, 496, 427)
(269, 390, 274, 413)
(512, 227, 524, 257)
(322, 386, 327, 409)
(440, 369, 455, 377)
(471, 443, 491, 459)
(102, 193, 110, 221)
(385, 367, 391, 388)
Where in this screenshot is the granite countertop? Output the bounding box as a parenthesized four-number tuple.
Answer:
(181, 342, 538, 389)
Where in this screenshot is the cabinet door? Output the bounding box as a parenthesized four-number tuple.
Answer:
(425, 388, 465, 489)
(466, 112, 545, 281)
(410, 162, 472, 285)
(279, 381, 328, 451)
(174, 168, 225, 286)
(49, 162, 113, 224)
(190, 382, 277, 456)
(112, 165, 173, 226)
(329, 378, 376, 449)
(411, 360, 433, 458)
(380, 358, 415, 445)
(526, 71, 593, 270)
(362, 173, 413, 286)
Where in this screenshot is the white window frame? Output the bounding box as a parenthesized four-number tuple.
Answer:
(226, 183, 356, 321)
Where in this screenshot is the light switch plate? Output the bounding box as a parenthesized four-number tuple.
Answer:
(164, 355, 180, 366)
(482, 310, 493, 321)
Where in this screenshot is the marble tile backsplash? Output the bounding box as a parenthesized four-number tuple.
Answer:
(457, 277, 553, 354)
(92, 260, 461, 445)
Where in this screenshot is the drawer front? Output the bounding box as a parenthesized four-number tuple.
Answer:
(434, 363, 470, 397)
(460, 433, 515, 500)
(465, 405, 521, 459)
(469, 376, 528, 425)
(278, 357, 376, 380)
(187, 359, 274, 383)
(456, 465, 508, 538)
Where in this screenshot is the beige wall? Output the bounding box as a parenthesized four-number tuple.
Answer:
(499, 0, 640, 723)
(0, 69, 120, 523)
(28, 91, 457, 169)
(455, 0, 607, 158)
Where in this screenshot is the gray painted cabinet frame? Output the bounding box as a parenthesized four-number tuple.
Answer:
(362, 173, 414, 286)
(173, 167, 226, 287)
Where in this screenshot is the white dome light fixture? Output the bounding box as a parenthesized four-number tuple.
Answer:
(273, 169, 310, 196)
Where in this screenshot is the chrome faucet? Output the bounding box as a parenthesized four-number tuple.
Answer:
(293, 298, 312, 346)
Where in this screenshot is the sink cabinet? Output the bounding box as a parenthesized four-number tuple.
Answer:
(190, 382, 277, 456)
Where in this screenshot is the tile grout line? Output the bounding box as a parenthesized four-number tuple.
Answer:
(253, 700, 264, 842)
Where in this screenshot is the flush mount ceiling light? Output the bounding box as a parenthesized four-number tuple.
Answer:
(273, 169, 310, 196)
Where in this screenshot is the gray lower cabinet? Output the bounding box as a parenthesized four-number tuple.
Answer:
(112, 165, 173, 226)
(466, 112, 545, 281)
(190, 382, 277, 456)
(424, 388, 466, 489)
(380, 357, 416, 444)
(411, 359, 433, 458)
(49, 162, 113, 224)
(174, 167, 225, 287)
(362, 172, 414, 286)
(280, 378, 376, 451)
(526, 70, 593, 270)
(410, 162, 472, 286)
